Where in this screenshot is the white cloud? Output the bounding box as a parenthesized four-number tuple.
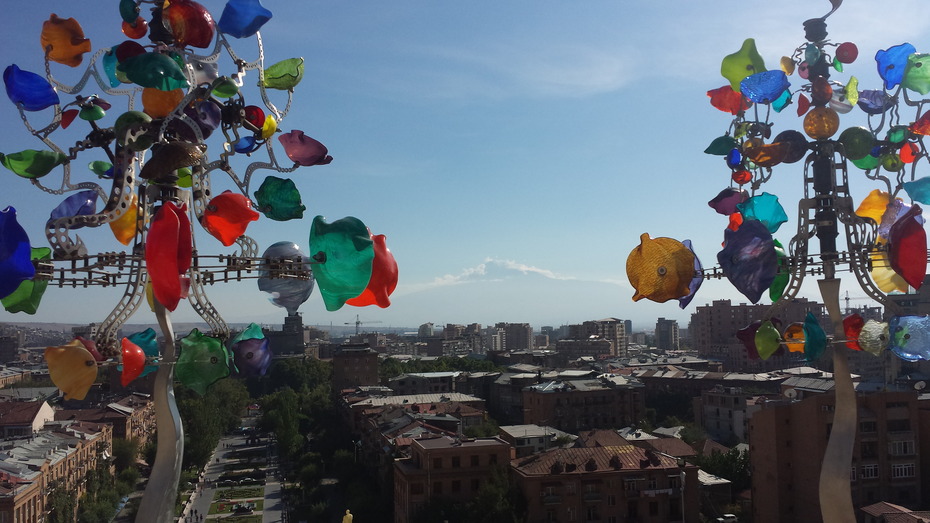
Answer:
(398, 257, 577, 294)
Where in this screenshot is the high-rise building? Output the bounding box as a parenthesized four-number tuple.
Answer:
(417, 323, 434, 339)
(332, 345, 380, 393)
(655, 318, 679, 351)
(568, 318, 627, 357)
(493, 323, 534, 352)
(689, 299, 826, 372)
(750, 390, 927, 522)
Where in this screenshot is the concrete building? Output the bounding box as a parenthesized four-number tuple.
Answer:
(511, 445, 700, 523)
(569, 318, 627, 357)
(393, 435, 512, 523)
(555, 338, 613, 360)
(499, 424, 575, 457)
(522, 376, 645, 432)
(493, 323, 535, 352)
(694, 385, 773, 444)
(388, 372, 461, 396)
(750, 390, 927, 522)
(655, 318, 680, 351)
(332, 346, 380, 393)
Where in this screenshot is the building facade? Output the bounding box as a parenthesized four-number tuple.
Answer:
(522, 377, 645, 432)
(655, 318, 680, 351)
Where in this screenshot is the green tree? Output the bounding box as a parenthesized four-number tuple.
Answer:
(261, 386, 303, 460)
(693, 448, 751, 491)
(111, 438, 138, 473)
(466, 466, 526, 523)
(48, 487, 76, 523)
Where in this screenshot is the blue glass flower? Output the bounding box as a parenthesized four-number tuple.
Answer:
(857, 90, 894, 115)
(875, 43, 916, 90)
(48, 190, 98, 230)
(889, 315, 930, 361)
(717, 219, 777, 304)
(232, 324, 272, 377)
(218, 0, 273, 38)
(736, 192, 788, 233)
(739, 70, 790, 104)
(3, 65, 60, 111)
(0, 207, 34, 300)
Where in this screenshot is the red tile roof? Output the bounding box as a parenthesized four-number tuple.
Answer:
(513, 445, 679, 475)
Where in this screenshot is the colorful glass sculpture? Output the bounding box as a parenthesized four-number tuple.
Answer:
(1, 247, 51, 314)
(742, 139, 788, 168)
(263, 58, 304, 90)
(117, 53, 189, 91)
(708, 188, 748, 216)
(231, 323, 271, 377)
(721, 39, 766, 91)
(769, 240, 788, 301)
(737, 320, 762, 360)
(122, 17, 148, 39)
(119, 0, 140, 24)
(843, 313, 864, 351)
(754, 320, 781, 360)
(162, 0, 216, 48)
(859, 319, 889, 356)
(254, 176, 305, 221)
(346, 232, 398, 308)
(49, 190, 98, 230)
(855, 189, 892, 224)
(836, 42, 858, 63)
(201, 191, 260, 246)
(740, 71, 790, 104)
(803, 106, 840, 139)
(737, 192, 788, 234)
(145, 202, 192, 311)
(888, 204, 927, 289)
(142, 88, 184, 118)
(876, 43, 916, 90)
(218, 0, 273, 38)
(717, 220, 777, 304)
(677, 239, 703, 309)
(0, 207, 34, 300)
(74, 336, 104, 362)
(114, 110, 154, 151)
(139, 141, 204, 181)
(903, 178, 930, 205)
(129, 328, 160, 378)
(625, 233, 695, 303)
(0, 150, 68, 179)
(802, 312, 826, 361)
(40, 14, 91, 67)
(258, 241, 314, 314)
(889, 315, 930, 361)
(109, 193, 139, 245)
(707, 86, 751, 115)
(838, 126, 875, 160)
(177, 329, 230, 395)
(772, 130, 808, 163)
(704, 135, 739, 156)
(870, 245, 909, 293)
(45, 340, 97, 400)
(3, 65, 60, 111)
(309, 216, 375, 311)
(120, 336, 146, 386)
(783, 322, 805, 353)
(278, 130, 333, 166)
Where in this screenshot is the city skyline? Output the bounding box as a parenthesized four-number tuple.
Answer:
(2, 0, 929, 332)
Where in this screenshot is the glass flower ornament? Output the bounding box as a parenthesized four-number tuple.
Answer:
(0, 150, 68, 179)
(876, 43, 916, 90)
(263, 58, 304, 90)
(783, 322, 805, 353)
(109, 193, 139, 245)
(128, 328, 160, 378)
(887, 204, 927, 289)
(1, 247, 51, 314)
(3, 65, 59, 111)
(162, 0, 216, 49)
(258, 241, 314, 314)
(117, 52, 189, 91)
(737, 320, 763, 360)
(45, 340, 97, 400)
(754, 320, 781, 360)
(769, 240, 788, 301)
(736, 192, 788, 233)
(859, 319, 889, 356)
(40, 14, 91, 67)
(201, 191, 260, 246)
(708, 188, 748, 216)
(677, 239, 703, 309)
(218, 0, 273, 39)
(843, 313, 865, 351)
(717, 220, 778, 304)
(707, 86, 751, 115)
(177, 329, 230, 395)
(254, 176, 305, 221)
(278, 130, 333, 166)
(625, 233, 696, 303)
(0, 207, 34, 300)
(889, 315, 930, 361)
(802, 312, 827, 361)
(739, 70, 790, 104)
(720, 38, 766, 91)
(120, 336, 147, 386)
(309, 216, 375, 312)
(145, 202, 192, 311)
(346, 232, 398, 308)
(48, 190, 98, 230)
(231, 323, 271, 377)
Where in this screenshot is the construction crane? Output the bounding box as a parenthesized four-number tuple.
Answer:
(345, 314, 382, 335)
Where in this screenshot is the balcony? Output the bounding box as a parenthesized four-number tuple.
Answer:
(543, 495, 561, 505)
(583, 492, 602, 502)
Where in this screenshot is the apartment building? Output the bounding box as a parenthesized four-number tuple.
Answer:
(522, 376, 645, 432)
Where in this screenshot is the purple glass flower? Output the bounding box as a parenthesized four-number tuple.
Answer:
(708, 188, 748, 216)
(717, 219, 778, 303)
(278, 130, 333, 166)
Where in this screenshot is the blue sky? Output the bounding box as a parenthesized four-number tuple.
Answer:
(1, 0, 929, 333)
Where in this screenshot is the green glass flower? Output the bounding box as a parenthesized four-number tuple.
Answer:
(263, 58, 304, 90)
(0, 150, 68, 179)
(255, 176, 305, 221)
(1, 247, 51, 314)
(177, 329, 230, 395)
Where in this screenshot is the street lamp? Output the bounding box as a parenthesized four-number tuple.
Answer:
(627, 0, 930, 521)
(0, 2, 397, 522)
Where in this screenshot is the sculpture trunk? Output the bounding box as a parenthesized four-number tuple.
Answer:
(136, 301, 184, 522)
(818, 277, 856, 523)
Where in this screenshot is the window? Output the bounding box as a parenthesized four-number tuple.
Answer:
(860, 465, 879, 479)
(887, 419, 911, 432)
(892, 463, 915, 479)
(433, 482, 443, 495)
(489, 454, 497, 465)
(607, 494, 616, 507)
(861, 442, 877, 459)
(410, 483, 424, 495)
(471, 455, 479, 467)
(850, 467, 856, 482)
(649, 501, 659, 516)
(647, 477, 657, 489)
(451, 480, 461, 493)
(624, 480, 638, 492)
(859, 420, 876, 432)
(471, 479, 480, 491)
(452, 456, 461, 468)
(889, 440, 914, 456)
(669, 476, 681, 489)
(433, 458, 442, 469)
(567, 507, 575, 522)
